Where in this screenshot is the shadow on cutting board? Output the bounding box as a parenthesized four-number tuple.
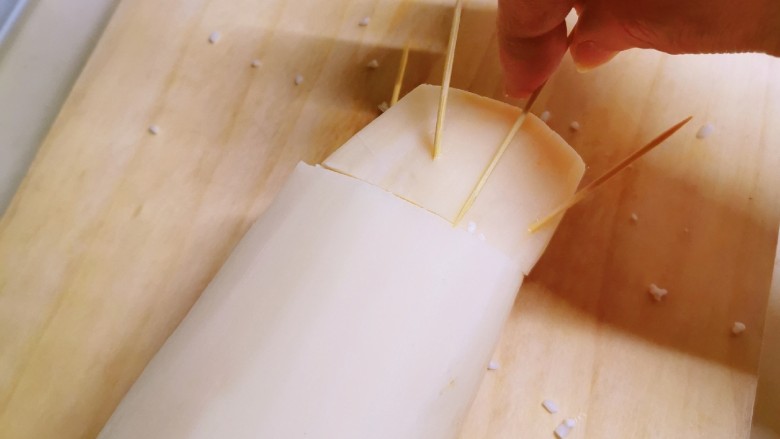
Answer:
(528, 163, 774, 374)
(521, 51, 779, 375)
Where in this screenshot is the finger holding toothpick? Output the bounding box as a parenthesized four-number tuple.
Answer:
(453, 30, 573, 225)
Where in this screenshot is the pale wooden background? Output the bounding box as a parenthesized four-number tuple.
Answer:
(0, 0, 778, 438)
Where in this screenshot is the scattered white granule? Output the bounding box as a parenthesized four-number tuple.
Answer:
(294, 74, 304, 85)
(569, 121, 580, 131)
(648, 283, 668, 302)
(251, 59, 262, 68)
(366, 59, 379, 69)
(540, 110, 551, 122)
(554, 424, 570, 438)
(208, 31, 221, 44)
(467, 221, 477, 234)
(553, 418, 577, 438)
(696, 123, 715, 139)
(542, 399, 559, 414)
(732, 321, 746, 335)
(358, 16, 370, 26)
(630, 213, 639, 223)
(377, 101, 389, 113)
(148, 125, 160, 135)
(487, 360, 500, 370)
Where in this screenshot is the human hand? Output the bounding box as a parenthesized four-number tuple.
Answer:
(498, 0, 780, 97)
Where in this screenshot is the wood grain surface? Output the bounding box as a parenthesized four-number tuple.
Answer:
(0, 0, 778, 438)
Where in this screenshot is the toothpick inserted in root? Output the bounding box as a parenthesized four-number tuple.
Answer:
(432, 0, 463, 159)
(390, 44, 410, 106)
(527, 116, 693, 233)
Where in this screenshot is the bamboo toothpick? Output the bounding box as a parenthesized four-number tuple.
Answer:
(527, 116, 693, 233)
(453, 30, 575, 224)
(390, 44, 410, 106)
(432, 0, 463, 159)
(452, 80, 547, 225)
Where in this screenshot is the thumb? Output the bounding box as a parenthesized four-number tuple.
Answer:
(569, 8, 646, 72)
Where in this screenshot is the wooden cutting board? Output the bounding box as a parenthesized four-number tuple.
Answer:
(1, 0, 778, 437)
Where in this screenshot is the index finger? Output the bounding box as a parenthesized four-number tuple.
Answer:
(497, 0, 574, 97)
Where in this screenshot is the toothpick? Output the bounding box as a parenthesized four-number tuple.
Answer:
(432, 0, 463, 159)
(390, 44, 410, 106)
(528, 116, 693, 233)
(452, 80, 547, 225)
(453, 29, 574, 224)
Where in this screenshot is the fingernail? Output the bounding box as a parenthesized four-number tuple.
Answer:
(572, 41, 618, 72)
(504, 82, 533, 99)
